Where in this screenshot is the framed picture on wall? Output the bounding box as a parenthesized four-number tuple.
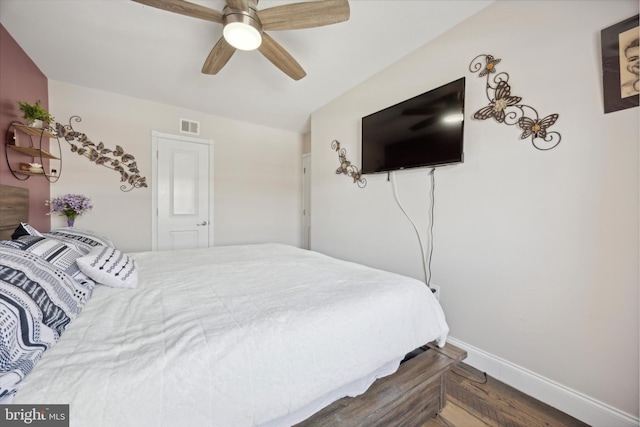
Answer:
(601, 14, 639, 113)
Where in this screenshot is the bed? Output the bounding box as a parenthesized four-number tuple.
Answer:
(0, 184, 465, 426)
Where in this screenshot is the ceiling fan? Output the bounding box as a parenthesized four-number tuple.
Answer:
(132, 0, 350, 80)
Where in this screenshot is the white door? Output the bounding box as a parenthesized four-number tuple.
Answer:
(153, 132, 212, 251)
(302, 154, 311, 249)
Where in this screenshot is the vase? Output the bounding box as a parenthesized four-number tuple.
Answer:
(67, 219, 75, 227)
(28, 119, 44, 128)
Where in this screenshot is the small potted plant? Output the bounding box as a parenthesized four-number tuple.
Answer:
(16, 100, 54, 128)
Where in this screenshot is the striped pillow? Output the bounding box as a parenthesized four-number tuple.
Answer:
(1, 236, 96, 293)
(44, 228, 114, 255)
(11, 222, 43, 240)
(0, 246, 92, 400)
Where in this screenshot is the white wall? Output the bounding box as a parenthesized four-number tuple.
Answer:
(311, 0, 639, 421)
(49, 81, 302, 252)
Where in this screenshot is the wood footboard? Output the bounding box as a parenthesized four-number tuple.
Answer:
(295, 342, 466, 427)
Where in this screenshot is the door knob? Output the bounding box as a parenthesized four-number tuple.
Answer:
(197, 221, 208, 226)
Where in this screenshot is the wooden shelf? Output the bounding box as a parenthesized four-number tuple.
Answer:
(6, 145, 60, 160)
(11, 123, 56, 138)
(12, 170, 55, 178)
(4, 121, 62, 182)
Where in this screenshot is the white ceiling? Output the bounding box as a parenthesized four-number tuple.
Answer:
(0, 0, 493, 133)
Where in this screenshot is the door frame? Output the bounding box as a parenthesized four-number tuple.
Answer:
(151, 130, 215, 251)
(302, 153, 311, 250)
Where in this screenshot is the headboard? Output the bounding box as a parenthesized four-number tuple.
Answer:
(0, 184, 28, 240)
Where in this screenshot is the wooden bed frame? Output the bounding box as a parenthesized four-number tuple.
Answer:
(296, 343, 466, 426)
(0, 183, 466, 425)
(0, 184, 28, 240)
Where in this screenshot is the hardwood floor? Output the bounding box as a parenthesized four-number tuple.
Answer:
(424, 362, 590, 427)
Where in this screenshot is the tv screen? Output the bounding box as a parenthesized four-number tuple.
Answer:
(361, 77, 465, 174)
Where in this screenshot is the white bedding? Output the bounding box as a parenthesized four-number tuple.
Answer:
(13, 244, 449, 427)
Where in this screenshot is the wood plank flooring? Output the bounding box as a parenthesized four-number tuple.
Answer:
(424, 362, 590, 427)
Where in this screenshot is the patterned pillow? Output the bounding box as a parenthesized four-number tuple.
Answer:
(0, 246, 92, 400)
(44, 228, 115, 255)
(0, 236, 96, 292)
(11, 222, 43, 240)
(77, 246, 138, 289)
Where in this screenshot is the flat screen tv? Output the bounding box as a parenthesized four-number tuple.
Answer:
(361, 77, 465, 174)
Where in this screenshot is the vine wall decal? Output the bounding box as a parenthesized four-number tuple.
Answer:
(55, 116, 148, 191)
(331, 140, 366, 188)
(469, 54, 561, 151)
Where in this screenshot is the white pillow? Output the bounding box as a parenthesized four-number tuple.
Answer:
(77, 246, 138, 289)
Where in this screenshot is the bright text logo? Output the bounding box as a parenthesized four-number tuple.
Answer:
(1, 405, 69, 426)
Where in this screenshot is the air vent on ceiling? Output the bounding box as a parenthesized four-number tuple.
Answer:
(180, 118, 200, 136)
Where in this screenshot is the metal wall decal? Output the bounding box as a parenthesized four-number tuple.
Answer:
(469, 54, 561, 151)
(56, 116, 148, 191)
(331, 140, 366, 188)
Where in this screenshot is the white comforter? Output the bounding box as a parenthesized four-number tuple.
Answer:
(13, 244, 449, 427)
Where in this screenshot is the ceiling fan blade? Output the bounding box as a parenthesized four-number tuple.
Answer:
(132, 0, 223, 23)
(258, 0, 350, 31)
(202, 37, 236, 74)
(258, 32, 306, 80)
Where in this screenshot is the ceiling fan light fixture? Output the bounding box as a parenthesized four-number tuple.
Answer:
(223, 21, 262, 51)
(222, 5, 263, 51)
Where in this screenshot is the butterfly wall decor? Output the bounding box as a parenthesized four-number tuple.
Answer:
(56, 116, 147, 191)
(469, 54, 561, 151)
(331, 140, 366, 188)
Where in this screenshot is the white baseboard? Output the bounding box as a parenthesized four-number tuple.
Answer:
(447, 337, 639, 427)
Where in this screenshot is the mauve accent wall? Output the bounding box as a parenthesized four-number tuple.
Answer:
(0, 24, 50, 231)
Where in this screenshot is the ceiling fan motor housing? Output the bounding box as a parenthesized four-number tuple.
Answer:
(222, 3, 263, 51)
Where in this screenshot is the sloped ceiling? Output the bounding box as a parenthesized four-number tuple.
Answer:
(0, 0, 493, 133)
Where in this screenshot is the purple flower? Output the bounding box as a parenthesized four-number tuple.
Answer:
(47, 194, 93, 220)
